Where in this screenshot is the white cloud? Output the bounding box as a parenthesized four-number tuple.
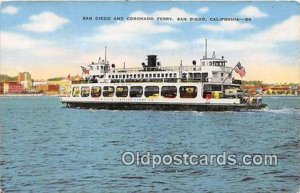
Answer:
(238, 6, 268, 18)
(1, 31, 71, 57)
(199, 21, 254, 32)
(250, 15, 300, 43)
(19, 12, 69, 33)
(196, 38, 270, 52)
(197, 16, 300, 54)
(91, 20, 175, 42)
(85, 7, 201, 42)
(84, 7, 203, 42)
(86, 12, 180, 42)
(198, 7, 209, 14)
(1, 6, 18, 15)
(0, 31, 84, 79)
(2, 31, 49, 50)
(154, 39, 181, 50)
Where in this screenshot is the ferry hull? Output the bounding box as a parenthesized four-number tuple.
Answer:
(63, 102, 267, 111)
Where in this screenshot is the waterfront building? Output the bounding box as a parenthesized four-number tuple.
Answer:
(18, 72, 32, 89)
(34, 84, 49, 93)
(0, 82, 3, 94)
(32, 80, 47, 87)
(47, 79, 71, 95)
(3, 82, 24, 94)
(48, 84, 60, 94)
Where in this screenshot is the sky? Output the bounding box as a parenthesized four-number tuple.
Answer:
(1, 1, 299, 83)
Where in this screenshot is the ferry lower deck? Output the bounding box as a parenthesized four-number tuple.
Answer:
(61, 82, 266, 111)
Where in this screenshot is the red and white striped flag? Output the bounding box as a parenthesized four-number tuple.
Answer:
(81, 66, 89, 74)
(234, 62, 246, 77)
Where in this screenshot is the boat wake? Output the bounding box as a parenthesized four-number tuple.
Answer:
(263, 107, 300, 114)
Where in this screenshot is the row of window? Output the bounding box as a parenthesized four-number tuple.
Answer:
(182, 72, 208, 81)
(108, 72, 210, 81)
(202, 61, 226, 67)
(109, 73, 178, 79)
(72, 86, 198, 99)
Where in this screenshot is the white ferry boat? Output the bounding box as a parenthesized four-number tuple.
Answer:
(61, 42, 266, 111)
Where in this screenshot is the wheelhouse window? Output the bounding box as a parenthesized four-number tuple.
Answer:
(81, 86, 90, 97)
(194, 73, 201, 80)
(180, 86, 197, 98)
(103, 86, 114, 97)
(145, 86, 159, 98)
(116, 86, 128, 97)
(202, 73, 208, 82)
(91, 86, 101, 97)
(130, 86, 143, 98)
(72, 87, 80, 97)
(161, 86, 177, 98)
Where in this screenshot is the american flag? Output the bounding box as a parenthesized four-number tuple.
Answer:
(234, 62, 246, 77)
(81, 66, 89, 74)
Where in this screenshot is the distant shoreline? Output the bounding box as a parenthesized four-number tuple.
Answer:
(262, 95, 299, 97)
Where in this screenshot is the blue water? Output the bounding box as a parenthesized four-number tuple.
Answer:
(0, 97, 299, 192)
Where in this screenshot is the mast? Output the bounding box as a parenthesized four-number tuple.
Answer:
(205, 39, 207, 59)
(105, 46, 107, 64)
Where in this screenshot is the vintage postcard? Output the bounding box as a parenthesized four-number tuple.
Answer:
(0, 1, 299, 192)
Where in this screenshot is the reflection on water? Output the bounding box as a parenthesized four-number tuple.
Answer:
(0, 97, 299, 192)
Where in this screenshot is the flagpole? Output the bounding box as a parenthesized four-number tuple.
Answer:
(105, 46, 107, 64)
(222, 62, 239, 84)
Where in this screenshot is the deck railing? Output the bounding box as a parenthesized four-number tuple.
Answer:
(115, 66, 202, 73)
(72, 78, 212, 84)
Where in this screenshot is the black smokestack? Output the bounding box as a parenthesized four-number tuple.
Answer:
(147, 55, 157, 67)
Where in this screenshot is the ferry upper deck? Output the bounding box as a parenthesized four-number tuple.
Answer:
(76, 53, 239, 86)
